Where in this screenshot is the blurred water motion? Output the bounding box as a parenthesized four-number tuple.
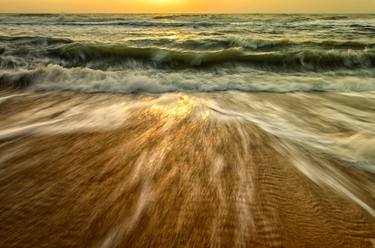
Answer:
(0, 91, 374, 247)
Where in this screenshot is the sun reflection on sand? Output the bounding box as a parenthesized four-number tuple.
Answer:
(149, 95, 197, 119)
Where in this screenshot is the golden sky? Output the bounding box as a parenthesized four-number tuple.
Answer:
(1, 0, 375, 13)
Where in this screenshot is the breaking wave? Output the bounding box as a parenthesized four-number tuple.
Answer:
(46, 43, 375, 69)
(1, 65, 375, 94)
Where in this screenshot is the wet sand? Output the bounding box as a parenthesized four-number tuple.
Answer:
(0, 90, 374, 248)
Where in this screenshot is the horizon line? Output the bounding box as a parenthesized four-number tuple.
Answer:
(1, 12, 374, 15)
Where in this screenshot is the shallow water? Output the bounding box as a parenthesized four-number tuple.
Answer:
(0, 91, 374, 247)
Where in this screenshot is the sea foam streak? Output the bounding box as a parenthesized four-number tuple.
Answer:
(0, 91, 374, 248)
(2, 65, 375, 93)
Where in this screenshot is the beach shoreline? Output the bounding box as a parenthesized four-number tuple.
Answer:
(0, 90, 374, 247)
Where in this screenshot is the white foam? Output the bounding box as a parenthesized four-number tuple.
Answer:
(3, 64, 375, 94)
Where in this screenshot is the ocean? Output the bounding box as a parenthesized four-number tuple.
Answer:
(0, 14, 374, 247)
(1, 14, 375, 92)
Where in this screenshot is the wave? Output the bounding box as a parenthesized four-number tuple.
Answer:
(0, 20, 220, 28)
(317, 40, 375, 49)
(0, 55, 32, 69)
(0, 70, 41, 89)
(2, 36, 375, 71)
(349, 24, 375, 33)
(167, 38, 375, 51)
(3, 34, 374, 52)
(47, 43, 375, 70)
(168, 38, 292, 51)
(2, 65, 375, 94)
(320, 15, 349, 20)
(0, 35, 73, 46)
(152, 14, 211, 19)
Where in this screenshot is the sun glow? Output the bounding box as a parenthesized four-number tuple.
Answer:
(143, 0, 186, 6)
(149, 96, 197, 119)
(0, 0, 374, 13)
(150, 0, 177, 3)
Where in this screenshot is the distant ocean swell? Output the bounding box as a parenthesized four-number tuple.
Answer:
(0, 20, 225, 28)
(0, 18, 374, 30)
(2, 35, 375, 50)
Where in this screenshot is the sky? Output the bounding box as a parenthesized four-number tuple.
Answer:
(1, 0, 375, 13)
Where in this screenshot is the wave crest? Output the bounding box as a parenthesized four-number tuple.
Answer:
(48, 43, 375, 69)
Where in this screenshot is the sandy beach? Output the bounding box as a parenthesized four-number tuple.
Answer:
(0, 90, 374, 247)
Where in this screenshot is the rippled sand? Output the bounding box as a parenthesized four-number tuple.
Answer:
(0, 90, 374, 247)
